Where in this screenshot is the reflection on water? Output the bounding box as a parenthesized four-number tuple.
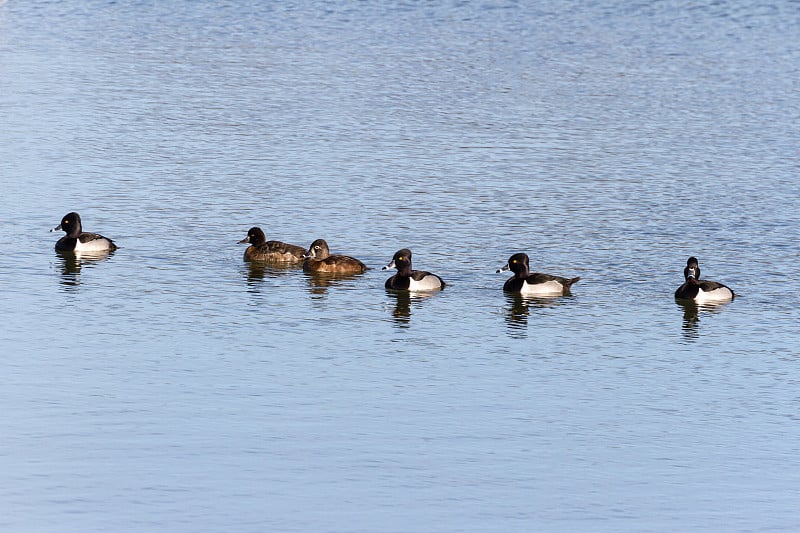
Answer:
(303, 271, 366, 298)
(505, 293, 531, 335)
(676, 299, 734, 341)
(242, 261, 298, 285)
(241, 261, 368, 299)
(504, 293, 576, 338)
(389, 290, 412, 326)
(55, 250, 114, 289)
(386, 290, 440, 328)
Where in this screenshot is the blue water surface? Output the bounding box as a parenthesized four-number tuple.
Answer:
(1, 1, 799, 531)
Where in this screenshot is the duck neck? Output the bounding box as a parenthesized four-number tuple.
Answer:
(396, 263, 413, 277)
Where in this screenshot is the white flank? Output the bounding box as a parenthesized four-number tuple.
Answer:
(694, 286, 733, 303)
(408, 275, 442, 291)
(520, 280, 564, 296)
(74, 237, 114, 252)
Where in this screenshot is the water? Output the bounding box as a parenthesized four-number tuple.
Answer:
(2, 1, 799, 530)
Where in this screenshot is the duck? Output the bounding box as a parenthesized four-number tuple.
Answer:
(237, 227, 306, 263)
(674, 256, 734, 302)
(383, 248, 445, 291)
(497, 253, 580, 296)
(51, 212, 117, 252)
(302, 239, 367, 275)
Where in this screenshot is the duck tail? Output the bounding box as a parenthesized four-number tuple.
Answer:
(565, 276, 581, 289)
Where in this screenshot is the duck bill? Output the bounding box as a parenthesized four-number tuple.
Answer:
(50, 224, 62, 233)
(237, 236, 250, 244)
(496, 264, 510, 273)
(381, 260, 396, 271)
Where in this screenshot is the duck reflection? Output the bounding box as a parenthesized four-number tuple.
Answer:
(386, 290, 439, 328)
(504, 293, 572, 336)
(304, 271, 364, 299)
(56, 249, 114, 288)
(676, 299, 733, 341)
(242, 260, 297, 284)
(505, 293, 531, 333)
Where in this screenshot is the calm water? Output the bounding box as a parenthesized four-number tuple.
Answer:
(2, 1, 800, 531)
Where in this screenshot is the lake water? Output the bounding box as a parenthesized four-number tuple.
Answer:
(1, 1, 799, 531)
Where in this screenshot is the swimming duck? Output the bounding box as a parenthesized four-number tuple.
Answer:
(674, 256, 734, 302)
(497, 253, 580, 296)
(383, 248, 445, 291)
(302, 239, 367, 275)
(51, 212, 117, 252)
(238, 227, 305, 263)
